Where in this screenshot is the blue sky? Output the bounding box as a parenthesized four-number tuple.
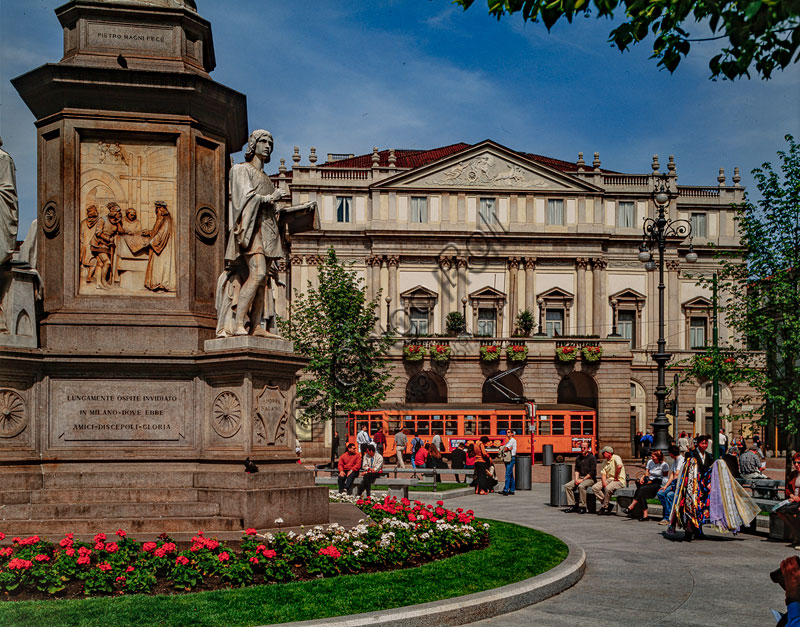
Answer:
(1, 0, 798, 234)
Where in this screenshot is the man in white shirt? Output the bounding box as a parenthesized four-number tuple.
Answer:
(501, 429, 518, 496)
(357, 444, 384, 497)
(657, 444, 685, 525)
(719, 428, 729, 455)
(356, 424, 371, 455)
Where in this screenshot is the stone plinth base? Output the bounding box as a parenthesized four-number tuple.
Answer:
(205, 335, 294, 353)
(0, 264, 38, 349)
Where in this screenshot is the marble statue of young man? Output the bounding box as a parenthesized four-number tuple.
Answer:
(0, 137, 19, 332)
(219, 129, 314, 337)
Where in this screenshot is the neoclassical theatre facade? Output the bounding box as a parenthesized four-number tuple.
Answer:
(269, 140, 754, 459)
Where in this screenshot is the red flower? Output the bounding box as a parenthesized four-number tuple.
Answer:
(116, 576, 126, 583)
(249, 556, 259, 564)
(154, 548, 167, 558)
(59, 537, 73, 548)
(95, 542, 105, 551)
(97, 562, 112, 572)
(245, 528, 257, 536)
(77, 556, 91, 565)
(261, 548, 276, 559)
(0, 532, 5, 541)
(8, 558, 33, 570)
(115, 529, 127, 538)
(318, 545, 341, 558)
(175, 555, 190, 566)
(105, 542, 119, 553)
(65, 548, 75, 557)
(487, 346, 497, 353)
(142, 542, 157, 553)
(218, 551, 230, 562)
(93, 533, 107, 543)
(125, 565, 135, 573)
(34, 554, 50, 562)
(724, 357, 736, 363)
(0, 547, 12, 557)
(78, 546, 92, 556)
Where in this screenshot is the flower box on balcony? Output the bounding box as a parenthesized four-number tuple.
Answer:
(506, 344, 529, 362)
(431, 344, 452, 363)
(555, 345, 578, 362)
(582, 345, 603, 362)
(403, 344, 426, 362)
(479, 345, 500, 362)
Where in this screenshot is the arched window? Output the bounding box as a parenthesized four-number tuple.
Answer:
(405, 371, 448, 404)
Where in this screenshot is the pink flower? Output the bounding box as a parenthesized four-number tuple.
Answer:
(0, 547, 13, 557)
(249, 556, 259, 564)
(142, 542, 157, 553)
(77, 556, 91, 565)
(154, 548, 167, 558)
(78, 546, 92, 556)
(175, 555, 190, 566)
(59, 537, 73, 548)
(260, 548, 276, 559)
(205, 539, 219, 550)
(245, 528, 257, 536)
(161, 542, 177, 554)
(318, 545, 341, 558)
(105, 542, 119, 553)
(65, 548, 75, 557)
(218, 551, 230, 562)
(0, 532, 5, 541)
(93, 532, 106, 543)
(116, 576, 126, 583)
(125, 565, 135, 573)
(95, 542, 105, 551)
(8, 558, 33, 570)
(115, 529, 127, 538)
(34, 554, 50, 562)
(18, 535, 40, 546)
(97, 562, 112, 572)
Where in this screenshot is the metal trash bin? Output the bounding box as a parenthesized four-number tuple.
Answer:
(515, 453, 532, 491)
(549, 463, 572, 507)
(542, 444, 554, 466)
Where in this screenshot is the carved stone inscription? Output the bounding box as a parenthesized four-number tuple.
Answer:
(79, 138, 177, 296)
(254, 385, 289, 447)
(50, 380, 189, 446)
(86, 22, 174, 53)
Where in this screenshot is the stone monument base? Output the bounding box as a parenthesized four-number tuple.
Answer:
(0, 342, 329, 534)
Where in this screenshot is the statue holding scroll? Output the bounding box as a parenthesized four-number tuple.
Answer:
(216, 129, 317, 338)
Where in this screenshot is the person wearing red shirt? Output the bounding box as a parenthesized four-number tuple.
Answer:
(337, 443, 362, 493)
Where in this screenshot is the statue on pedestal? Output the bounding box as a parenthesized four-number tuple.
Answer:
(216, 129, 317, 338)
(0, 137, 19, 334)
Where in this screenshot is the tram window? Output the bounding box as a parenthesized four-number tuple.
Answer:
(496, 415, 510, 432)
(583, 416, 595, 435)
(464, 415, 476, 435)
(386, 418, 401, 433)
(510, 418, 524, 434)
(431, 416, 444, 434)
(538, 415, 551, 435)
(570, 418, 582, 435)
(478, 415, 492, 435)
(417, 417, 431, 435)
(552, 415, 565, 435)
(404, 415, 415, 432)
(445, 417, 459, 436)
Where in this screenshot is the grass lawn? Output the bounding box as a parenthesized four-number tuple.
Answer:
(0, 520, 566, 627)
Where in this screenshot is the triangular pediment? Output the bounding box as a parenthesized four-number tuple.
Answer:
(470, 286, 506, 299)
(400, 285, 439, 300)
(373, 140, 600, 193)
(610, 288, 646, 301)
(682, 296, 712, 310)
(538, 287, 574, 300)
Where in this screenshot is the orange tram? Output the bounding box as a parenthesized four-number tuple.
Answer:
(346, 403, 597, 460)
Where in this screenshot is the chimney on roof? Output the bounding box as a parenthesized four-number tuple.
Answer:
(292, 146, 301, 166)
(593, 152, 601, 172)
(371, 147, 379, 168)
(577, 152, 585, 172)
(388, 148, 396, 169)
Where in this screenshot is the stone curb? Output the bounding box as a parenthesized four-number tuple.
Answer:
(265, 522, 585, 627)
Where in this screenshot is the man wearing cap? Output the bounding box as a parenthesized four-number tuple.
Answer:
(592, 445, 626, 514)
(500, 429, 517, 495)
(563, 441, 596, 513)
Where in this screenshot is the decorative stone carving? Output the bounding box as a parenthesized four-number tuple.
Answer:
(40, 202, 59, 237)
(438, 256, 453, 271)
(0, 389, 26, 438)
(508, 257, 520, 270)
(433, 153, 556, 189)
(666, 260, 681, 272)
(211, 390, 242, 438)
(254, 385, 289, 447)
(593, 258, 608, 270)
(576, 257, 591, 270)
(524, 258, 536, 270)
(456, 257, 468, 269)
(0, 139, 19, 267)
(78, 138, 178, 296)
(195, 206, 218, 241)
(386, 256, 400, 268)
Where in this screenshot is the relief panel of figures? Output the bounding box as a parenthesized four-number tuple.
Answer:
(78, 139, 177, 296)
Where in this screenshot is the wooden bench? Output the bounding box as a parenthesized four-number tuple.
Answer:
(314, 475, 419, 499)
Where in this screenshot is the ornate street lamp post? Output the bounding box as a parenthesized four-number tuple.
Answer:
(639, 175, 698, 452)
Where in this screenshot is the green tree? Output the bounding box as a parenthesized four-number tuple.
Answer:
(278, 248, 395, 451)
(713, 135, 800, 438)
(456, 0, 800, 80)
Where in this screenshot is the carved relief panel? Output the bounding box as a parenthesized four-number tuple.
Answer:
(253, 384, 292, 449)
(78, 138, 178, 296)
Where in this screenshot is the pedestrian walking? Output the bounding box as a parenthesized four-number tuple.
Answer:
(500, 429, 517, 495)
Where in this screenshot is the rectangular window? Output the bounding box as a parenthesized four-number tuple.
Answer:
(545, 309, 564, 337)
(336, 196, 352, 223)
(478, 198, 496, 225)
(690, 317, 707, 348)
(618, 310, 636, 347)
(410, 197, 428, 223)
(547, 199, 564, 225)
(409, 307, 429, 336)
(691, 212, 707, 238)
(617, 201, 635, 228)
(552, 415, 565, 435)
(477, 308, 497, 336)
(478, 415, 492, 435)
(464, 415, 476, 435)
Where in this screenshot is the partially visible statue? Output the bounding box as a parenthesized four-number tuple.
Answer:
(80, 205, 103, 284)
(143, 201, 176, 292)
(216, 129, 316, 338)
(0, 136, 19, 333)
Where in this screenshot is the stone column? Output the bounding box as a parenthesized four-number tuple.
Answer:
(666, 259, 680, 350)
(524, 258, 536, 312)
(576, 257, 590, 335)
(507, 257, 519, 335)
(289, 254, 304, 324)
(438, 256, 453, 334)
(592, 258, 607, 336)
(387, 256, 399, 330)
(456, 257, 468, 319)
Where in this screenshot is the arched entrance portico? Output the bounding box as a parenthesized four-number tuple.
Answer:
(405, 371, 448, 404)
(557, 372, 598, 409)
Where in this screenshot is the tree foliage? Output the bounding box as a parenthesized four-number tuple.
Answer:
(277, 248, 394, 426)
(457, 0, 800, 80)
(713, 134, 800, 432)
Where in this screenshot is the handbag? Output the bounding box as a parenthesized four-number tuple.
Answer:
(501, 449, 512, 463)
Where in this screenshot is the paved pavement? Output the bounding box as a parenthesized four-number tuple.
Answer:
(415, 485, 789, 627)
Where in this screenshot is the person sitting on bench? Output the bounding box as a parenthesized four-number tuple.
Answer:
(358, 444, 384, 497)
(563, 441, 596, 514)
(337, 442, 361, 494)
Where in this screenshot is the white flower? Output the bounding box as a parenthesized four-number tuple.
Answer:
(274, 518, 284, 525)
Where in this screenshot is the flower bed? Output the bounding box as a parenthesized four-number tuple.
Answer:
(430, 344, 452, 363)
(479, 344, 500, 361)
(581, 345, 603, 362)
(0, 497, 489, 600)
(403, 344, 426, 361)
(555, 345, 577, 362)
(506, 344, 528, 361)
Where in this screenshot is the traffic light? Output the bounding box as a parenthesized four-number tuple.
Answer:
(686, 408, 696, 423)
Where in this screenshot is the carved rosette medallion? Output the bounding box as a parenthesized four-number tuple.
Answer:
(211, 391, 242, 438)
(195, 206, 218, 241)
(0, 390, 27, 438)
(41, 202, 60, 237)
(254, 385, 288, 447)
